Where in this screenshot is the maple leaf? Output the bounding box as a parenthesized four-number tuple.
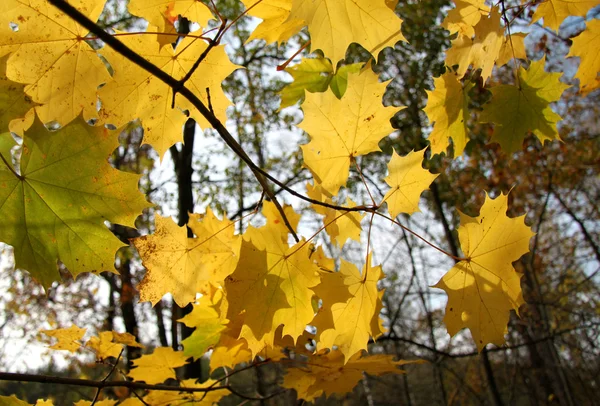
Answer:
(241, 0, 305, 45)
(442, 0, 490, 38)
(280, 58, 334, 109)
(315, 255, 385, 362)
(0, 395, 31, 406)
(287, 0, 406, 63)
(480, 57, 570, 154)
(496, 33, 528, 67)
(143, 379, 227, 405)
(0, 116, 150, 288)
(531, 0, 599, 31)
(179, 290, 228, 359)
(133, 210, 240, 306)
(300, 69, 400, 195)
(128, 347, 188, 384)
(282, 350, 414, 401)
(129, 0, 214, 33)
(86, 331, 123, 360)
(445, 7, 504, 83)
(41, 325, 86, 352)
(209, 319, 253, 371)
(306, 182, 364, 247)
(382, 148, 439, 217)
(423, 72, 473, 156)
(262, 200, 301, 242)
(567, 20, 600, 94)
(280, 58, 363, 108)
(433, 192, 534, 350)
(224, 223, 320, 355)
(0, 56, 37, 136)
(98, 33, 239, 159)
(111, 332, 144, 348)
(74, 401, 116, 406)
(87, 330, 143, 361)
(0, 0, 110, 126)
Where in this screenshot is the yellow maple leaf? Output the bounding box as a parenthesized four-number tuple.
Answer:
(381, 148, 439, 217)
(0, 116, 150, 288)
(143, 379, 227, 405)
(73, 400, 116, 406)
(423, 72, 473, 156)
(0, 56, 37, 136)
(496, 33, 528, 67)
(300, 69, 400, 195)
(99, 33, 238, 159)
(111, 331, 144, 348)
(128, 347, 189, 384)
(287, 0, 406, 63)
(224, 225, 321, 355)
(261, 200, 301, 242)
(282, 350, 414, 401)
(242, 0, 305, 45)
(479, 57, 570, 153)
(209, 320, 253, 371)
(86, 331, 123, 360)
(315, 256, 385, 362)
(129, 0, 215, 33)
(531, 0, 599, 32)
(433, 193, 534, 351)
(567, 20, 600, 94)
(133, 210, 241, 307)
(0, 0, 110, 126)
(0, 395, 31, 406)
(179, 291, 228, 359)
(442, 0, 490, 38)
(306, 183, 364, 248)
(41, 325, 86, 352)
(445, 7, 504, 83)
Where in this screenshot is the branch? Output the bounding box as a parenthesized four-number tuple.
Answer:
(0, 372, 228, 393)
(46, 0, 301, 240)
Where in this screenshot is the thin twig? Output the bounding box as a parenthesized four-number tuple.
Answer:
(90, 350, 124, 405)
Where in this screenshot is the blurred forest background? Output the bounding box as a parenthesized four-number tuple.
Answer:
(0, 0, 599, 405)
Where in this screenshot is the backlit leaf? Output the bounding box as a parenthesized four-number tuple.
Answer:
(242, 0, 305, 45)
(316, 255, 385, 362)
(41, 325, 86, 352)
(433, 193, 534, 350)
(480, 57, 570, 153)
(445, 7, 503, 83)
(567, 20, 600, 94)
(288, 0, 406, 63)
(423, 72, 473, 156)
(382, 149, 439, 217)
(128, 347, 189, 384)
(0, 56, 37, 136)
(99, 33, 238, 159)
(300, 69, 400, 195)
(133, 210, 240, 306)
(282, 350, 414, 401)
(224, 223, 320, 355)
(0, 116, 150, 288)
(531, 0, 598, 31)
(0, 0, 110, 126)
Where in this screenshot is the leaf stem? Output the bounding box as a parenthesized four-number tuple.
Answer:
(0, 153, 22, 180)
(374, 211, 466, 262)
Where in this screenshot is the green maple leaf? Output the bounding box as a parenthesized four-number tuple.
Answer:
(480, 57, 570, 154)
(0, 116, 151, 288)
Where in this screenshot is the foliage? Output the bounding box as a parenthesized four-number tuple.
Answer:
(0, 0, 598, 404)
